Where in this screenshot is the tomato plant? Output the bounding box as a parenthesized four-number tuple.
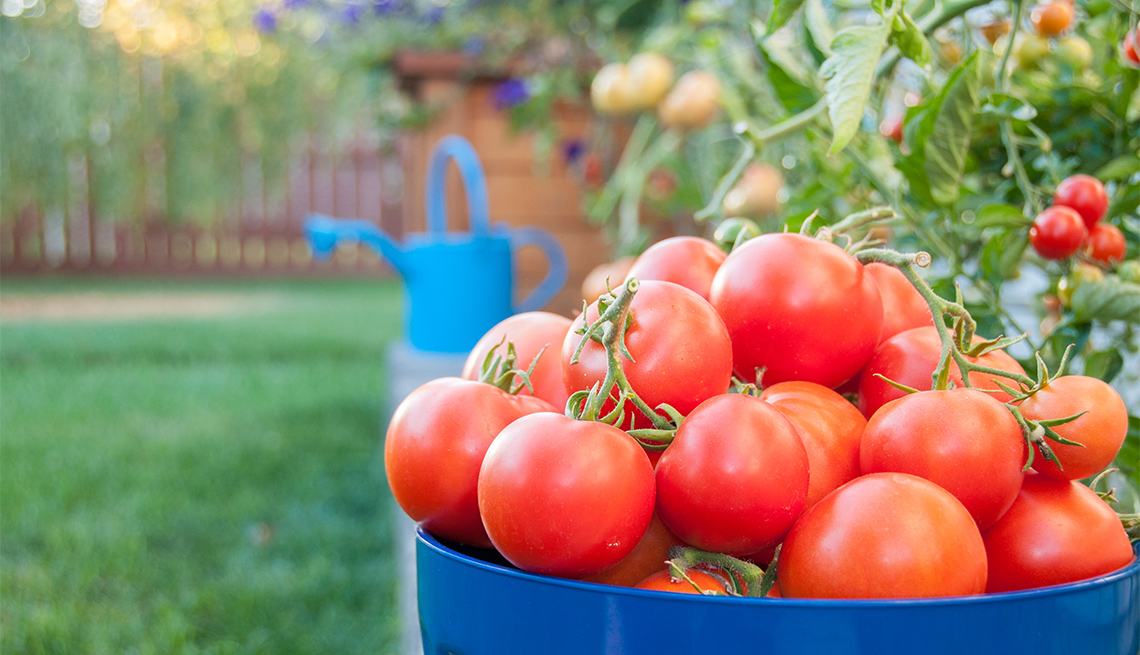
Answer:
(462, 312, 573, 410)
(625, 236, 726, 300)
(1017, 375, 1129, 480)
(1030, 206, 1088, 260)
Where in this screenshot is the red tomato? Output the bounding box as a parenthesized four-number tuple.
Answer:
(579, 512, 686, 587)
(1031, 205, 1088, 260)
(655, 394, 808, 555)
(635, 569, 728, 594)
(860, 388, 1026, 530)
(462, 311, 573, 410)
(1053, 174, 1108, 230)
(562, 280, 733, 425)
(710, 233, 884, 388)
(864, 262, 933, 343)
(1017, 375, 1129, 480)
(384, 378, 555, 548)
(777, 472, 988, 599)
(477, 412, 655, 577)
(1084, 222, 1127, 265)
(760, 381, 867, 509)
(879, 115, 903, 144)
(1124, 29, 1140, 66)
(626, 236, 727, 301)
(858, 326, 1027, 418)
(983, 474, 1134, 593)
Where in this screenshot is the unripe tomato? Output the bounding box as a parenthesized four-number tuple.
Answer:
(462, 311, 573, 410)
(1056, 261, 1105, 307)
(658, 70, 721, 130)
(1030, 205, 1087, 260)
(722, 163, 784, 217)
(626, 53, 674, 111)
(879, 114, 904, 144)
(1054, 173, 1108, 229)
(940, 40, 963, 65)
(1084, 222, 1127, 264)
(591, 63, 638, 115)
(626, 236, 726, 300)
(1030, 2, 1072, 37)
(1119, 260, 1140, 283)
(1055, 35, 1093, 71)
(1014, 33, 1051, 69)
(1018, 375, 1128, 481)
(581, 256, 636, 304)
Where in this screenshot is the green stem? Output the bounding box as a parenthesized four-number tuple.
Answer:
(588, 115, 656, 224)
(694, 140, 755, 223)
(876, 0, 995, 76)
(617, 130, 681, 255)
(739, 98, 829, 148)
(668, 547, 773, 598)
(828, 205, 897, 235)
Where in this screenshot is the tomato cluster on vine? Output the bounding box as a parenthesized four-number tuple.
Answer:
(385, 227, 1135, 600)
(1031, 174, 1126, 266)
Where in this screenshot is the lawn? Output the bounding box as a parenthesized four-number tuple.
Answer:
(1, 277, 406, 655)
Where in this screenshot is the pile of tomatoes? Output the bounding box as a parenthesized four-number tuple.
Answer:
(1030, 173, 1126, 265)
(385, 230, 1134, 600)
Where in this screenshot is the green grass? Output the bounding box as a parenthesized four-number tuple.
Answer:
(1, 277, 406, 654)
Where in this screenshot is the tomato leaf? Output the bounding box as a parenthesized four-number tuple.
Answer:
(767, 0, 806, 35)
(1096, 153, 1140, 181)
(979, 92, 1038, 125)
(1070, 277, 1140, 325)
(802, 0, 835, 59)
(1082, 349, 1125, 383)
(889, 10, 933, 68)
(973, 203, 1032, 230)
(757, 27, 821, 113)
(820, 20, 893, 154)
(979, 227, 1029, 286)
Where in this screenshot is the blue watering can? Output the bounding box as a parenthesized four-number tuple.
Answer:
(305, 135, 568, 354)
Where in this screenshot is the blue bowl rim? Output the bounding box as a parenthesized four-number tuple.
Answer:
(418, 528, 1140, 607)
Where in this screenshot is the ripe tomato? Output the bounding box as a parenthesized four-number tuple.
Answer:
(722, 163, 784, 218)
(864, 262, 933, 343)
(1030, 2, 1072, 37)
(580, 256, 637, 304)
(1084, 222, 1127, 265)
(858, 326, 1027, 417)
(860, 388, 1026, 530)
(462, 311, 573, 410)
(384, 378, 556, 548)
(759, 381, 866, 509)
(1031, 205, 1088, 260)
(626, 52, 674, 111)
(657, 70, 721, 130)
(562, 280, 733, 423)
(477, 412, 655, 577)
(1053, 174, 1108, 229)
(580, 512, 686, 587)
(1124, 28, 1140, 66)
(711, 233, 884, 388)
(983, 474, 1134, 593)
(591, 63, 638, 114)
(1017, 375, 1129, 480)
(878, 114, 903, 144)
(625, 236, 726, 301)
(777, 472, 988, 599)
(635, 569, 728, 594)
(655, 394, 809, 555)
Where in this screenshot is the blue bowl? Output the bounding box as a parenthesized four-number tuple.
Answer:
(417, 529, 1139, 655)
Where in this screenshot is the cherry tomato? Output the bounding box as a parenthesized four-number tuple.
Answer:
(658, 70, 721, 130)
(878, 114, 903, 144)
(580, 512, 686, 587)
(1055, 35, 1093, 71)
(1031, 206, 1088, 260)
(721, 163, 784, 218)
(562, 280, 733, 423)
(1053, 174, 1108, 229)
(864, 262, 933, 343)
(477, 412, 655, 577)
(1030, 2, 1072, 37)
(980, 20, 1010, 46)
(760, 381, 867, 510)
(1017, 375, 1129, 480)
(858, 325, 1027, 418)
(655, 394, 809, 555)
(1014, 33, 1051, 70)
(384, 378, 556, 548)
(711, 233, 884, 388)
(778, 472, 987, 598)
(635, 569, 728, 594)
(581, 256, 636, 304)
(983, 474, 1134, 593)
(591, 63, 638, 115)
(860, 388, 1026, 530)
(462, 312, 573, 410)
(626, 52, 674, 111)
(1056, 261, 1105, 307)
(1083, 222, 1127, 265)
(1124, 28, 1140, 66)
(625, 236, 726, 301)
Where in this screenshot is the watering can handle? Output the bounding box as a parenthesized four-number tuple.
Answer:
(425, 135, 490, 236)
(511, 227, 569, 313)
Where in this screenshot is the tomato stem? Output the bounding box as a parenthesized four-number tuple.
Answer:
(667, 546, 777, 598)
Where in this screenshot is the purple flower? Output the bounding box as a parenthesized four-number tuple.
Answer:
(493, 78, 530, 110)
(562, 139, 586, 165)
(373, 0, 399, 14)
(342, 4, 364, 24)
(284, 0, 311, 9)
(253, 8, 278, 33)
(425, 5, 444, 24)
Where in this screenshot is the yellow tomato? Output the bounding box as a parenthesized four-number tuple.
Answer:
(657, 70, 721, 130)
(591, 63, 638, 115)
(627, 53, 674, 111)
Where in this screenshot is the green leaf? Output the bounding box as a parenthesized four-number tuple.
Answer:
(1082, 349, 1125, 383)
(979, 92, 1038, 125)
(767, 0, 807, 35)
(820, 20, 893, 154)
(979, 227, 1028, 286)
(973, 204, 1032, 230)
(1071, 277, 1140, 325)
(803, 0, 835, 58)
(758, 36, 820, 114)
(614, 0, 664, 30)
(889, 10, 933, 68)
(1096, 154, 1140, 181)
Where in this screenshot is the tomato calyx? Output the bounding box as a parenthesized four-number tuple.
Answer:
(666, 545, 780, 598)
(474, 338, 542, 395)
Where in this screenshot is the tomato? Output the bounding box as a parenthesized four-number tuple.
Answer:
(1083, 222, 1127, 265)
(940, 41, 963, 65)
(1124, 28, 1140, 66)
(655, 394, 809, 555)
(626, 52, 674, 111)
(721, 163, 784, 218)
(657, 70, 721, 130)
(580, 512, 686, 587)
(581, 256, 637, 304)
(1030, 205, 1087, 260)
(864, 262, 933, 343)
(635, 569, 728, 594)
(1014, 33, 1051, 70)
(591, 63, 638, 114)
(983, 474, 1134, 593)
(1017, 375, 1129, 480)
(582, 152, 605, 189)
(645, 168, 678, 201)
(1055, 35, 1093, 71)
(860, 388, 1026, 529)
(1030, 2, 1072, 37)
(858, 326, 1027, 417)
(477, 412, 655, 577)
(878, 114, 903, 144)
(462, 311, 573, 410)
(1056, 261, 1104, 307)
(980, 20, 1010, 46)
(625, 236, 726, 301)
(384, 378, 556, 548)
(562, 280, 733, 423)
(777, 472, 988, 599)
(710, 233, 884, 388)
(759, 381, 866, 510)
(1053, 174, 1108, 229)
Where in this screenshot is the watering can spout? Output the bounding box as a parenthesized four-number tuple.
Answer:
(303, 213, 407, 272)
